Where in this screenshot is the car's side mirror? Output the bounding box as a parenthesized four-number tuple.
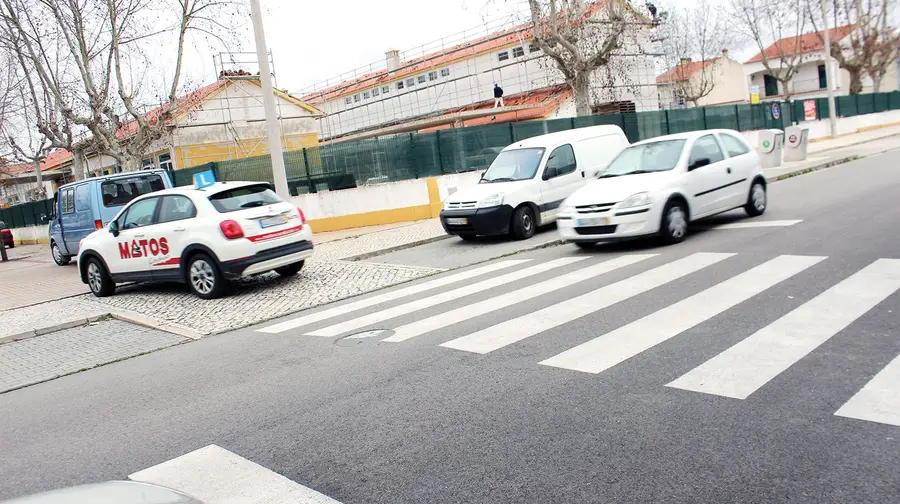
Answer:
(109, 221, 119, 237)
(543, 166, 558, 180)
(40, 215, 48, 223)
(689, 158, 711, 171)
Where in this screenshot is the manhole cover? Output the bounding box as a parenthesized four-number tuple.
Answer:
(335, 329, 394, 347)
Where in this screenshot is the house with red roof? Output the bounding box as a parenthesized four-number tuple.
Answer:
(656, 49, 748, 108)
(743, 25, 899, 101)
(299, 2, 662, 141)
(5, 76, 322, 190)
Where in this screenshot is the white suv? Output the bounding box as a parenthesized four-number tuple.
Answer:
(77, 181, 313, 299)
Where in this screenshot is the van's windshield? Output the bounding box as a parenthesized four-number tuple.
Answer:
(479, 148, 545, 183)
(101, 175, 165, 207)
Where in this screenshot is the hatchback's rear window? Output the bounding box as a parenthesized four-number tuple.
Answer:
(101, 175, 165, 207)
(209, 185, 282, 213)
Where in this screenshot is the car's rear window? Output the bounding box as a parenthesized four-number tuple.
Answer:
(101, 175, 165, 207)
(208, 185, 282, 213)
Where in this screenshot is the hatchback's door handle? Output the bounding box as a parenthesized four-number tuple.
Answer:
(173, 227, 186, 232)
(726, 167, 732, 174)
(133, 233, 145, 238)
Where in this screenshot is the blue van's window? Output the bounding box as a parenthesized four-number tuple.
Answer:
(74, 184, 91, 211)
(101, 175, 164, 207)
(61, 188, 75, 214)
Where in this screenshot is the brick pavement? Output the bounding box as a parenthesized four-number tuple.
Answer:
(0, 319, 187, 393)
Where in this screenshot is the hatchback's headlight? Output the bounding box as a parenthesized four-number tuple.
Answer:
(559, 201, 574, 213)
(619, 192, 651, 209)
(479, 193, 505, 208)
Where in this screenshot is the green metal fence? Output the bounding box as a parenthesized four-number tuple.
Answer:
(0, 198, 53, 228)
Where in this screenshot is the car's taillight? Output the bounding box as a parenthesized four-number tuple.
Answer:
(94, 219, 103, 230)
(297, 207, 306, 224)
(219, 220, 244, 240)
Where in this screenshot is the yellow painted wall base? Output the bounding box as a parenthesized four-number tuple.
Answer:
(13, 237, 49, 245)
(809, 120, 900, 142)
(307, 205, 434, 233)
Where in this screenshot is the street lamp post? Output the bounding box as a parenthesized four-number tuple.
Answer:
(249, 0, 290, 199)
(820, 0, 837, 138)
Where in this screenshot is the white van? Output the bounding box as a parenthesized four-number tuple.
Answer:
(439, 125, 629, 240)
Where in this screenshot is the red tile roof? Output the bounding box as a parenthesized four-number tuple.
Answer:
(745, 25, 854, 64)
(301, 1, 615, 105)
(114, 80, 228, 139)
(1, 148, 77, 176)
(656, 58, 717, 84)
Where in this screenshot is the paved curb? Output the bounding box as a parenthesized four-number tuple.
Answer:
(0, 310, 204, 346)
(0, 315, 110, 345)
(766, 145, 899, 183)
(340, 234, 452, 261)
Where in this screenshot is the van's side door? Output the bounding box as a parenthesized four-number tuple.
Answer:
(65, 182, 97, 253)
(58, 186, 79, 254)
(539, 144, 580, 223)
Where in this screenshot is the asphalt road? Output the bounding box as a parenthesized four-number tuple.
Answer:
(2, 151, 899, 503)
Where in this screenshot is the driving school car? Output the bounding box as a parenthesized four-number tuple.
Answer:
(77, 181, 313, 299)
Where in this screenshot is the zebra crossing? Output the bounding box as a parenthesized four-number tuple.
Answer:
(257, 252, 900, 428)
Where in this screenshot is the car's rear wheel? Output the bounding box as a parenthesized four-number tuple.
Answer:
(660, 200, 688, 244)
(187, 253, 227, 299)
(52, 242, 70, 266)
(275, 261, 305, 277)
(6, 242, 13, 249)
(86, 258, 115, 297)
(511, 206, 536, 240)
(459, 234, 477, 241)
(745, 180, 767, 216)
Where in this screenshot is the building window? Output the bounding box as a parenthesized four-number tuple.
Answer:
(158, 153, 173, 171)
(417, 75, 427, 84)
(344, 97, 352, 105)
(428, 71, 437, 81)
(818, 64, 827, 89)
(406, 78, 415, 87)
(528, 43, 540, 53)
(363, 90, 370, 99)
(372, 87, 380, 97)
(397, 81, 404, 90)
(512, 46, 525, 58)
(353, 94, 361, 102)
(440, 68, 450, 77)
(498, 51, 509, 61)
(763, 74, 779, 97)
(382, 85, 390, 93)
(141, 157, 154, 170)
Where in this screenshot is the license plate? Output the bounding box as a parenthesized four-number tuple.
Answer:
(446, 217, 468, 225)
(259, 215, 287, 228)
(577, 217, 609, 226)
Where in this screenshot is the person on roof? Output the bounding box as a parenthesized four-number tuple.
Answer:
(493, 83, 504, 108)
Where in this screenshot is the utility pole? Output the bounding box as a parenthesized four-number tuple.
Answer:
(820, 0, 837, 138)
(249, 0, 290, 199)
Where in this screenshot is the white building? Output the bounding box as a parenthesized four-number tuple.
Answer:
(657, 50, 749, 108)
(300, 5, 663, 140)
(744, 26, 900, 101)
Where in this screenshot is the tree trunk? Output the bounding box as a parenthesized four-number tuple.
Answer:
(33, 158, 44, 199)
(571, 73, 592, 116)
(72, 151, 87, 181)
(120, 155, 142, 173)
(780, 79, 792, 102)
(872, 73, 883, 93)
(848, 70, 863, 95)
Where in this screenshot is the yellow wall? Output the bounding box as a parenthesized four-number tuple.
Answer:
(174, 132, 319, 170)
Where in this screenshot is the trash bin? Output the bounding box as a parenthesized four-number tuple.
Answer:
(757, 129, 784, 168)
(783, 126, 810, 162)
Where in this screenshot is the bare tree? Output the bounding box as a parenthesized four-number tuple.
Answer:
(811, 0, 900, 94)
(0, 0, 246, 175)
(527, 0, 654, 116)
(658, 0, 731, 107)
(730, 0, 810, 100)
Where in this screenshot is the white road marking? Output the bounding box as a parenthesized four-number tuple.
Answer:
(708, 219, 803, 229)
(440, 252, 733, 355)
(540, 254, 825, 374)
(308, 256, 589, 337)
(835, 352, 900, 427)
(129, 444, 341, 504)
(668, 258, 900, 400)
(256, 260, 528, 334)
(383, 254, 658, 343)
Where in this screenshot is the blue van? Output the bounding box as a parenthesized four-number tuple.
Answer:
(48, 169, 173, 265)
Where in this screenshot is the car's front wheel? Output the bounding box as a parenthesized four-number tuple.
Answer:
(660, 200, 689, 244)
(86, 258, 115, 297)
(511, 206, 536, 240)
(187, 253, 228, 299)
(52, 242, 70, 266)
(575, 241, 597, 250)
(275, 261, 305, 277)
(745, 180, 767, 216)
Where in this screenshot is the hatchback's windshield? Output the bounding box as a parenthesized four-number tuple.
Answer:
(599, 140, 686, 178)
(479, 148, 545, 183)
(101, 175, 165, 207)
(209, 185, 282, 213)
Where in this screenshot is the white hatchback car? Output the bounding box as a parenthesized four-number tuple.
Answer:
(77, 181, 313, 299)
(557, 129, 767, 247)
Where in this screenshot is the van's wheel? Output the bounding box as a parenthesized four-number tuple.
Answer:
(275, 261, 305, 277)
(459, 234, 477, 241)
(86, 258, 115, 297)
(511, 206, 536, 240)
(660, 200, 688, 244)
(51, 242, 70, 266)
(745, 180, 767, 216)
(187, 253, 227, 299)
